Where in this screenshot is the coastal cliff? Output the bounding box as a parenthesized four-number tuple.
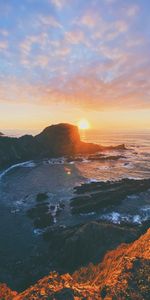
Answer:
(0, 228, 149, 299)
(0, 123, 125, 169)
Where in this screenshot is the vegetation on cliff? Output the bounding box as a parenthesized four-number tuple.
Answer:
(0, 229, 149, 299)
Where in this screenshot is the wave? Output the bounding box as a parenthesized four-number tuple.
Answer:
(46, 158, 65, 165)
(86, 178, 100, 183)
(100, 211, 149, 225)
(80, 212, 96, 216)
(0, 160, 36, 179)
(141, 205, 150, 212)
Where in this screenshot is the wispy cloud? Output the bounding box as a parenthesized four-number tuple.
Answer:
(0, 40, 8, 51)
(38, 14, 62, 28)
(50, 0, 66, 10)
(0, 29, 9, 36)
(65, 30, 85, 44)
(125, 5, 139, 17)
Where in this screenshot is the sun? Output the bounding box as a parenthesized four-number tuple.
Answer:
(78, 119, 90, 130)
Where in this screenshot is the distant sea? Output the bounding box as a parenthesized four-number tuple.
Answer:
(80, 129, 150, 181)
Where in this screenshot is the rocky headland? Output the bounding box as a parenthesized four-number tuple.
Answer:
(0, 228, 149, 299)
(0, 123, 126, 170)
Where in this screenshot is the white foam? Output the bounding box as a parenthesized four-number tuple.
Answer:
(23, 161, 36, 168)
(10, 209, 20, 214)
(47, 157, 65, 165)
(80, 212, 96, 216)
(100, 211, 148, 225)
(0, 160, 36, 179)
(133, 215, 142, 224)
(101, 212, 121, 224)
(33, 229, 45, 235)
(141, 205, 150, 212)
(125, 176, 142, 180)
(86, 178, 99, 183)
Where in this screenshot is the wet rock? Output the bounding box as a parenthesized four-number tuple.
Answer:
(27, 193, 54, 229)
(67, 158, 84, 163)
(59, 202, 65, 210)
(33, 214, 53, 229)
(71, 178, 150, 214)
(88, 154, 126, 161)
(50, 205, 55, 211)
(27, 193, 65, 230)
(36, 193, 48, 202)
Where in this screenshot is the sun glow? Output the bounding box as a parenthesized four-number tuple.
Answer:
(78, 119, 90, 130)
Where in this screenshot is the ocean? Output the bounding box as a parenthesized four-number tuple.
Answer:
(0, 130, 150, 226)
(0, 129, 150, 290)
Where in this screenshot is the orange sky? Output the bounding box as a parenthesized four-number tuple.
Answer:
(1, 102, 150, 135)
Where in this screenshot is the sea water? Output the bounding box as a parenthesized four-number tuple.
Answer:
(0, 130, 150, 289)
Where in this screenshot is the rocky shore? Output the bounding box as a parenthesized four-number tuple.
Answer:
(20, 178, 149, 290)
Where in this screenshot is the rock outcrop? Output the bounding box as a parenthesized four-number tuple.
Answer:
(71, 178, 150, 214)
(0, 123, 126, 170)
(1, 228, 149, 299)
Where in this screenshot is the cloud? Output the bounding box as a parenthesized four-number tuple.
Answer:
(0, 40, 8, 51)
(20, 36, 37, 56)
(75, 10, 129, 44)
(1, 50, 150, 112)
(114, 20, 128, 33)
(38, 14, 62, 28)
(65, 30, 85, 45)
(126, 5, 139, 17)
(50, 0, 65, 10)
(79, 12, 100, 28)
(0, 29, 9, 36)
(104, 0, 118, 3)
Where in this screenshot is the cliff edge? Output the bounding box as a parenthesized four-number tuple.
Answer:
(1, 228, 149, 299)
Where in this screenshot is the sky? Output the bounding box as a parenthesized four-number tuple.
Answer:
(0, 0, 150, 134)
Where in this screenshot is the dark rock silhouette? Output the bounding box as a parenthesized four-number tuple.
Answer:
(0, 123, 126, 169)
